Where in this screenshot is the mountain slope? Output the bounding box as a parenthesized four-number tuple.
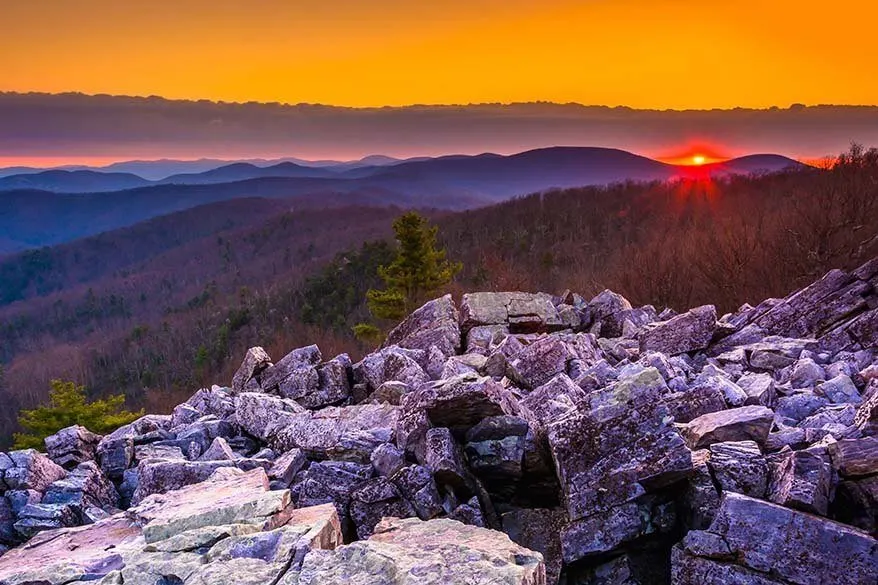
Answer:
(0, 169, 151, 192)
(159, 161, 340, 185)
(0, 148, 809, 254)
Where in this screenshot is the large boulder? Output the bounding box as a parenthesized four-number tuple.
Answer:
(385, 294, 461, 356)
(672, 492, 878, 585)
(682, 406, 775, 449)
(639, 305, 717, 356)
(461, 291, 563, 334)
(4, 450, 67, 492)
(44, 425, 102, 469)
(298, 517, 546, 585)
(546, 368, 693, 563)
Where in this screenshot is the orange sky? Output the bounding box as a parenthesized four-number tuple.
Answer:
(3, 0, 876, 109)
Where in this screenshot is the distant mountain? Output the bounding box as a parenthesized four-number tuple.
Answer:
(159, 161, 340, 185)
(0, 147, 812, 253)
(709, 154, 804, 175)
(0, 169, 150, 193)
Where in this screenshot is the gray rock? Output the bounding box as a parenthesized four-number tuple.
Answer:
(425, 427, 471, 491)
(855, 390, 878, 435)
(818, 374, 862, 404)
(371, 380, 410, 405)
(5, 450, 67, 491)
(349, 477, 415, 539)
(547, 368, 692, 562)
(296, 354, 352, 410)
(44, 425, 102, 469)
(370, 442, 406, 478)
(766, 448, 832, 515)
(198, 436, 237, 461)
(508, 335, 574, 389)
(461, 291, 563, 334)
(683, 406, 775, 449)
(268, 448, 307, 486)
(231, 346, 272, 393)
(775, 391, 828, 423)
(353, 346, 429, 392)
(672, 492, 878, 585)
(390, 464, 443, 521)
(829, 436, 878, 478)
(708, 440, 768, 498)
(502, 507, 566, 585)
(665, 383, 728, 424)
(736, 372, 776, 407)
(404, 373, 519, 437)
(42, 461, 119, 515)
(385, 294, 461, 357)
(260, 344, 322, 392)
(235, 392, 306, 443)
(639, 305, 717, 356)
(298, 516, 546, 585)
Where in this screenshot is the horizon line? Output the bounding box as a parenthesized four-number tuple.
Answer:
(3, 90, 878, 113)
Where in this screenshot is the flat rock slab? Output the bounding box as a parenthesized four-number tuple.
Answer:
(0, 515, 143, 585)
(298, 517, 546, 585)
(683, 406, 775, 450)
(132, 467, 291, 543)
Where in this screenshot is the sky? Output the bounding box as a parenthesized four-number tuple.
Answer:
(3, 0, 878, 109)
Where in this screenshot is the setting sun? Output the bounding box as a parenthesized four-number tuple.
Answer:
(692, 155, 707, 165)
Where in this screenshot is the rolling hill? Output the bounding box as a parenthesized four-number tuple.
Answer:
(0, 169, 151, 192)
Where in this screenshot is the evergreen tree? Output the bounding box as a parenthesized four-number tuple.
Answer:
(13, 379, 143, 449)
(356, 212, 461, 341)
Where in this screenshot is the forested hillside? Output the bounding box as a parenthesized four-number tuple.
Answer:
(1, 147, 875, 446)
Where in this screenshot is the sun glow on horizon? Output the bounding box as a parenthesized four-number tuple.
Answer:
(692, 155, 707, 165)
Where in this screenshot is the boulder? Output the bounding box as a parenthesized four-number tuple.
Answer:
(391, 464, 443, 521)
(198, 436, 237, 461)
(0, 514, 142, 585)
(298, 517, 546, 585)
(385, 294, 461, 356)
(353, 346, 429, 393)
(44, 425, 102, 469)
(683, 406, 775, 449)
(42, 461, 119, 516)
(268, 448, 307, 486)
(767, 448, 832, 515)
(834, 476, 878, 536)
(829, 437, 878, 478)
(404, 373, 519, 437)
(235, 391, 306, 443)
(259, 344, 322, 392)
(231, 346, 272, 393)
(546, 368, 692, 563)
(272, 403, 400, 461)
(508, 335, 574, 389)
(818, 374, 862, 404)
(639, 305, 717, 356)
(4, 450, 67, 492)
(672, 492, 878, 585)
(461, 291, 562, 334)
(736, 372, 776, 407)
(349, 477, 415, 539)
(708, 440, 768, 498)
(502, 507, 566, 585)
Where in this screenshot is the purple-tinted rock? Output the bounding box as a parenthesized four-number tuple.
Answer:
(385, 294, 461, 357)
(683, 406, 775, 449)
(639, 305, 717, 356)
(44, 425, 102, 469)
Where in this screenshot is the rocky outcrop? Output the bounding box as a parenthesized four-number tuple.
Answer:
(4, 258, 878, 582)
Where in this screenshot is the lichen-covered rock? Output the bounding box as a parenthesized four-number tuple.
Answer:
(5, 450, 67, 492)
(683, 406, 775, 449)
(385, 294, 461, 356)
(44, 425, 102, 469)
(231, 346, 272, 393)
(639, 305, 717, 356)
(708, 440, 768, 498)
(767, 447, 832, 515)
(298, 516, 546, 585)
(672, 492, 878, 585)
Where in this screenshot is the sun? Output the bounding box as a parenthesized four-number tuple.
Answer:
(692, 155, 707, 165)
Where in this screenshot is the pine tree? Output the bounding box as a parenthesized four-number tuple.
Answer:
(355, 212, 461, 341)
(13, 380, 143, 449)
